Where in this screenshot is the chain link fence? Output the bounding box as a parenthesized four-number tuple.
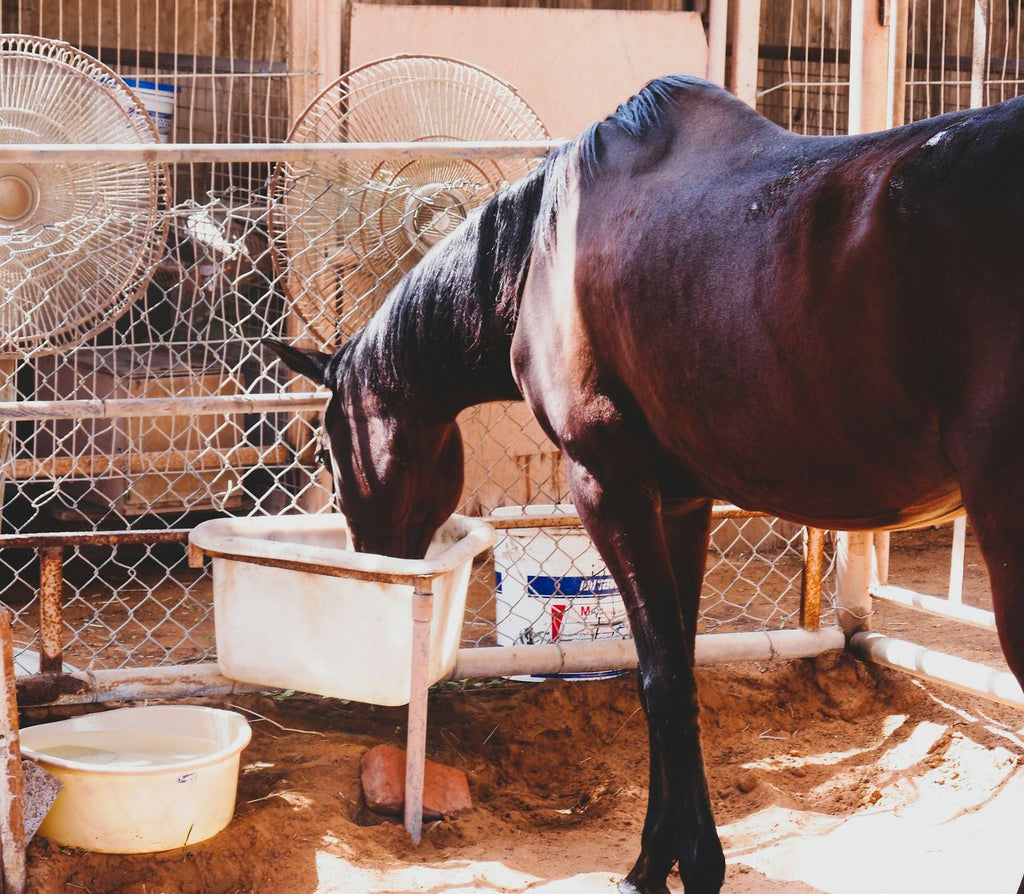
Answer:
(0, 1, 844, 698)
(0, 166, 836, 687)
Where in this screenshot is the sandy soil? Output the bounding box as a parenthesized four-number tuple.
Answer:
(22, 526, 1024, 894)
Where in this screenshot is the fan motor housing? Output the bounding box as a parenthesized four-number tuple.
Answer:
(0, 164, 40, 224)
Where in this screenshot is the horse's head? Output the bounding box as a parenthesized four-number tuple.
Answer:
(263, 339, 465, 559)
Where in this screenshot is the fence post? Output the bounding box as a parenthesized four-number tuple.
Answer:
(971, 0, 989, 108)
(404, 577, 434, 846)
(38, 547, 64, 675)
(707, 0, 729, 88)
(800, 527, 825, 630)
(730, 0, 762, 107)
(835, 531, 873, 636)
(0, 611, 26, 894)
(849, 0, 891, 133)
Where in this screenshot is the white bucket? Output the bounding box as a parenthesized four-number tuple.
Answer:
(122, 77, 178, 142)
(493, 504, 629, 681)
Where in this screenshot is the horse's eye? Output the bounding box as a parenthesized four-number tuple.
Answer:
(316, 448, 331, 468)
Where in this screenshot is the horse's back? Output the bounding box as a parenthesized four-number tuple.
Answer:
(518, 80, 1024, 530)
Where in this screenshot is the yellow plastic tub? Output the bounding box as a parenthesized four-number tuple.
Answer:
(21, 705, 251, 853)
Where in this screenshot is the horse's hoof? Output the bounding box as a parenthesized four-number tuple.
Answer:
(617, 879, 669, 894)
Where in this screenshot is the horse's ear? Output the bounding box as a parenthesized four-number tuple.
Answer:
(261, 338, 332, 387)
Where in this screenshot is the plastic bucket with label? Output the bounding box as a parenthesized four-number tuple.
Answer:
(492, 504, 629, 681)
(122, 78, 178, 142)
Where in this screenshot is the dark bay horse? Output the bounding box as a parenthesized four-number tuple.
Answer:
(266, 75, 1024, 893)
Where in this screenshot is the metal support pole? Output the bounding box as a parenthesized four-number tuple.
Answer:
(38, 547, 64, 675)
(872, 530, 890, 587)
(730, 0, 762, 107)
(971, 0, 990, 109)
(707, 0, 728, 87)
(800, 527, 825, 630)
(404, 578, 434, 845)
(0, 612, 26, 894)
(948, 515, 967, 604)
(836, 531, 874, 636)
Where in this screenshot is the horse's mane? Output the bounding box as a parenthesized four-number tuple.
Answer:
(576, 73, 703, 174)
(348, 75, 701, 404)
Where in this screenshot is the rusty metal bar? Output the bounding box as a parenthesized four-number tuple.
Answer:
(37, 548, 64, 675)
(481, 503, 770, 531)
(0, 612, 26, 894)
(0, 391, 327, 422)
(0, 529, 188, 550)
(10, 444, 289, 482)
(12, 664, 253, 707)
(800, 527, 826, 630)
(191, 547, 432, 588)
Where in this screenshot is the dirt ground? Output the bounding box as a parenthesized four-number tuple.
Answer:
(22, 526, 1024, 894)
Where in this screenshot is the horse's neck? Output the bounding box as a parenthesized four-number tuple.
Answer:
(360, 169, 551, 415)
(358, 252, 522, 417)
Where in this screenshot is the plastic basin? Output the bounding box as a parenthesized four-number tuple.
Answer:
(189, 513, 496, 706)
(21, 705, 251, 853)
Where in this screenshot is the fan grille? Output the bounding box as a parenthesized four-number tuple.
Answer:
(0, 35, 169, 357)
(272, 55, 549, 346)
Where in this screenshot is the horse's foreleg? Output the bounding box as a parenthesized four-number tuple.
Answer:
(564, 452, 722, 894)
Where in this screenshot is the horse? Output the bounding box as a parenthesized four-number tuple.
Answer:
(265, 74, 1024, 893)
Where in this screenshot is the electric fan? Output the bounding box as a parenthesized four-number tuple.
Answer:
(271, 55, 549, 346)
(0, 35, 169, 486)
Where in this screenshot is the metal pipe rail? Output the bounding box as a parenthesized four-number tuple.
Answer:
(0, 391, 328, 421)
(851, 631, 1024, 709)
(0, 140, 565, 165)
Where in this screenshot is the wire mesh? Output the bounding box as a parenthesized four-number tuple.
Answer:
(904, 0, 1024, 119)
(757, 0, 852, 135)
(0, 0, 838, 688)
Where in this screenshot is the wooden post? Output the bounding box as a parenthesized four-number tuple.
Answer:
(0, 612, 26, 894)
(849, 0, 891, 134)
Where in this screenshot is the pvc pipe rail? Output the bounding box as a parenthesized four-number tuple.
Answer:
(447, 627, 845, 680)
(18, 628, 847, 707)
(850, 631, 1024, 709)
(870, 584, 997, 631)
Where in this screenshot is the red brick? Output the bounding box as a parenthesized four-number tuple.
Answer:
(361, 744, 472, 820)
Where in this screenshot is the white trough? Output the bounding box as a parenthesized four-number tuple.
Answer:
(188, 512, 496, 844)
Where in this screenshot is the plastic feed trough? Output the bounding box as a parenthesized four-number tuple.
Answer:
(21, 705, 251, 853)
(189, 513, 496, 706)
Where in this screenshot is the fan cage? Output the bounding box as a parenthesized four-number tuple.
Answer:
(271, 55, 550, 345)
(0, 34, 169, 358)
